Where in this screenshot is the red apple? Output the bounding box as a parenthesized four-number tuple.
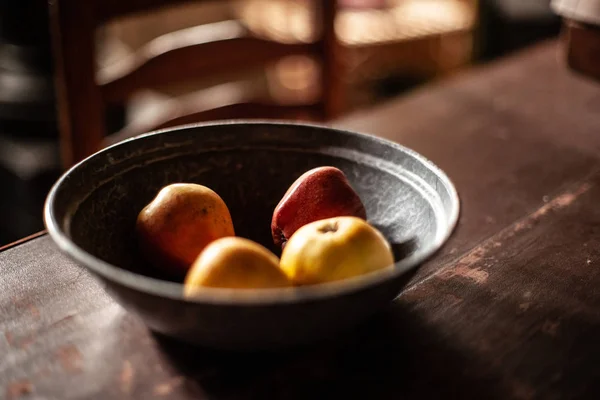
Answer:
(271, 166, 367, 248)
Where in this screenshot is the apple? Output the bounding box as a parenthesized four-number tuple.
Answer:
(271, 166, 367, 248)
(136, 183, 235, 276)
(183, 237, 290, 294)
(279, 216, 394, 285)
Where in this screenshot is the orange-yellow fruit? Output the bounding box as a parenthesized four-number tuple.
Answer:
(183, 237, 290, 294)
(136, 183, 234, 276)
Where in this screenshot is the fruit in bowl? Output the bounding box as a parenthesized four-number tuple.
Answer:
(184, 237, 290, 295)
(279, 216, 394, 285)
(136, 167, 393, 292)
(136, 183, 235, 277)
(271, 166, 367, 249)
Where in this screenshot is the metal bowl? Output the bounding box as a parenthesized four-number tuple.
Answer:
(44, 121, 459, 350)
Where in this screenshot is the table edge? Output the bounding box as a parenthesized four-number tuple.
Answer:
(0, 230, 48, 253)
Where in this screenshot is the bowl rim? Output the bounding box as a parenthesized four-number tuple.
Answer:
(44, 120, 460, 305)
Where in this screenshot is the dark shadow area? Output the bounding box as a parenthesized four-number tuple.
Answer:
(149, 280, 600, 399)
(152, 300, 505, 400)
(477, 0, 561, 63)
(389, 237, 418, 262)
(0, 153, 60, 244)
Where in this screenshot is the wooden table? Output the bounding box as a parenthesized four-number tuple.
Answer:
(2, 40, 600, 399)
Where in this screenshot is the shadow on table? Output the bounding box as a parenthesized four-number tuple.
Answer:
(153, 300, 502, 400)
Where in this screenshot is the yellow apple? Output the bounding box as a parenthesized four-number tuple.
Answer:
(279, 216, 394, 285)
(183, 237, 290, 295)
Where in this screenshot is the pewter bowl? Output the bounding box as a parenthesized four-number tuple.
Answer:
(44, 121, 459, 350)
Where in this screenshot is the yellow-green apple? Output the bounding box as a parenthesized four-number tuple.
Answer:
(271, 166, 367, 248)
(136, 183, 235, 276)
(279, 216, 394, 285)
(183, 237, 290, 294)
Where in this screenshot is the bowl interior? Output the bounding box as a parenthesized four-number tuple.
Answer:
(48, 122, 457, 296)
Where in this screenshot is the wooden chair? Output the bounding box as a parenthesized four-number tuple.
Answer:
(48, 0, 342, 168)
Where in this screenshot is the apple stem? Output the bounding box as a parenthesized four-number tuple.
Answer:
(318, 222, 339, 234)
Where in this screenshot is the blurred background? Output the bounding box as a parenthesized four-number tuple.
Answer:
(0, 0, 561, 246)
